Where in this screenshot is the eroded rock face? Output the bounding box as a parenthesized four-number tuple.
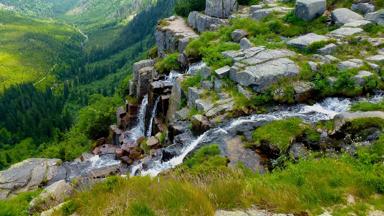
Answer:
(295, 0, 326, 21)
(205, 0, 238, 19)
(156, 16, 198, 57)
(0, 159, 62, 199)
(331, 8, 364, 25)
(188, 11, 229, 33)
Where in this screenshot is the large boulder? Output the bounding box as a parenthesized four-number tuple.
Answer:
(0, 159, 62, 199)
(188, 11, 229, 33)
(231, 29, 248, 42)
(234, 58, 299, 91)
(331, 8, 364, 25)
(351, 2, 375, 15)
(156, 16, 198, 57)
(295, 0, 326, 21)
(365, 9, 384, 26)
(29, 180, 74, 213)
(205, 0, 238, 19)
(287, 33, 329, 50)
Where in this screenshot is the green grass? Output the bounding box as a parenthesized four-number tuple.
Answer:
(351, 101, 384, 112)
(154, 53, 181, 74)
(251, 118, 308, 152)
(0, 10, 82, 91)
(0, 191, 40, 216)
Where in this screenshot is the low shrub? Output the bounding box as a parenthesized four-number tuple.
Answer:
(155, 53, 181, 74)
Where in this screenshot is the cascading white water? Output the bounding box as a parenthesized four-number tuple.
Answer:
(146, 97, 160, 137)
(186, 61, 206, 75)
(131, 94, 384, 177)
(129, 95, 148, 141)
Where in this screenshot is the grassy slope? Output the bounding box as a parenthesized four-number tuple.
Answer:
(0, 10, 83, 91)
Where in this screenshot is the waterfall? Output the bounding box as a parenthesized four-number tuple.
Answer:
(130, 95, 148, 141)
(130, 93, 384, 176)
(146, 97, 160, 137)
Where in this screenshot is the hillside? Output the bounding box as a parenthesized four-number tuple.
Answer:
(0, 10, 83, 90)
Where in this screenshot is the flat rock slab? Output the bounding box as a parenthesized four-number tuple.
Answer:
(343, 20, 372, 28)
(235, 58, 299, 90)
(366, 55, 384, 63)
(332, 8, 364, 25)
(329, 27, 363, 37)
(287, 33, 329, 49)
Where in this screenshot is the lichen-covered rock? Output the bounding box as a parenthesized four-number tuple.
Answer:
(365, 9, 384, 25)
(0, 158, 62, 199)
(215, 65, 231, 78)
(29, 180, 74, 213)
(188, 11, 228, 33)
(295, 0, 326, 21)
(205, 0, 238, 19)
(293, 81, 315, 102)
(156, 16, 198, 57)
(287, 33, 329, 49)
(331, 8, 364, 25)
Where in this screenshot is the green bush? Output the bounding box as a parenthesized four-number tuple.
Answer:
(155, 53, 181, 74)
(0, 191, 40, 216)
(181, 73, 202, 92)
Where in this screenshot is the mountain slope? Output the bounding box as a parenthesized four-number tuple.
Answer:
(0, 10, 83, 90)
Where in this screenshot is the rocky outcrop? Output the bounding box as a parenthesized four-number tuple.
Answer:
(331, 8, 364, 25)
(351, 2, 375, 15)
(0, 159, 62, 199)
(167, 76, 185, 122)
(129, 59, 157, 100)
(334, 111, 384, 132)
(295, 0, 326, 21)
(205, 0, 238, 19)
(156, 16, 198, 57)
(29, 180, 74, 213)
(223, 47, 299, 91)
(188, 11, 229, 33)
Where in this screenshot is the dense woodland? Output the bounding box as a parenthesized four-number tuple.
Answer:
(0, 0, 175, 169)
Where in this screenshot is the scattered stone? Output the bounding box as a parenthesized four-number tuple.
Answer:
(29, 180, 74, 213)
(318, 43, 337, 55)
(366, 54, 384, 64)
(147, 137, 160, 148)
(187, 87, 203, 108)
(365, 9, 384, 25)
(293, 81, 315, 102)
(240, 38, 254, 49)
(231, 29, 248, 42)
(191, 114, 211, 133)
(287, 33, 329, 50)
(329, 27, 363, 37)
(175, 107, 189, 121)
(215, 65, 231, 78)
(351, 2, 375, 14)
(308, 61, 319, 72)
(331, 8, 364, 25)
(338, 59, 364, 70)
(188, 11, 229, 33)
(205, 0, 238, 19)
(206, 98, 235, 117)
(353, 70, 373, 85)
(343, 19, 372, 27)
(295, 0, 326, 21)
(0, 159, 62, 199)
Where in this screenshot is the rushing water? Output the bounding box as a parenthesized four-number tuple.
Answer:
(147, 97, 160, 137)
(129, 95, 148, 141)
(131, 93, 384, 176)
